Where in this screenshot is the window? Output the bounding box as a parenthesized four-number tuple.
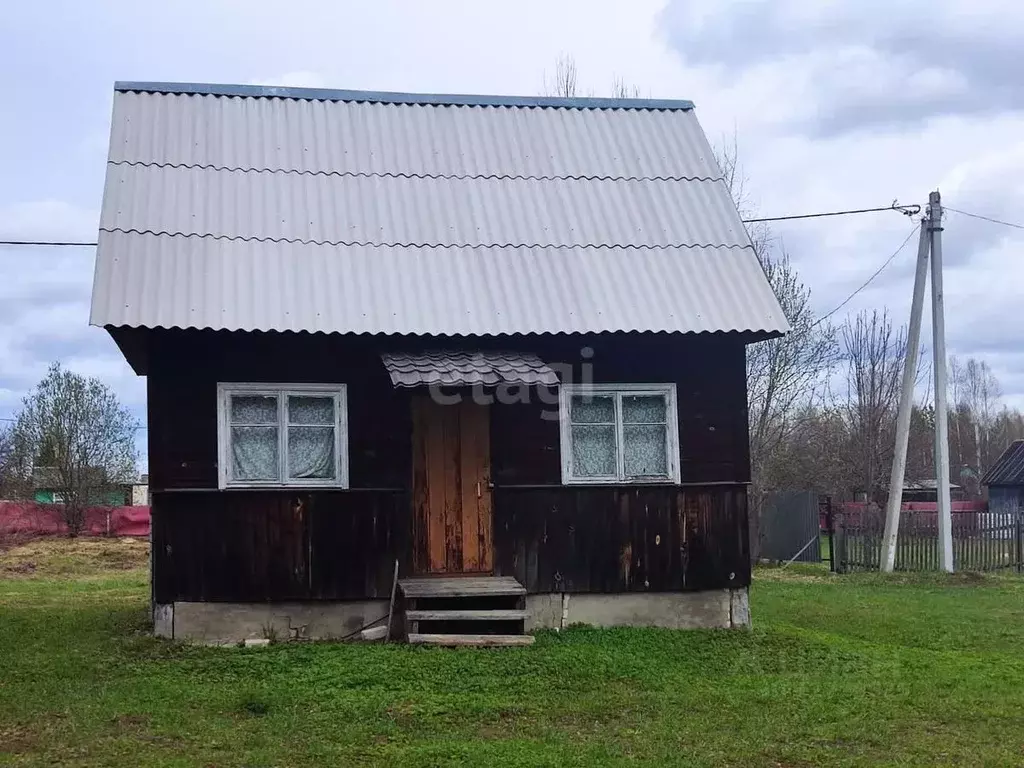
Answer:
(558, 384, 679, 484)
(217, 383, 348, 489)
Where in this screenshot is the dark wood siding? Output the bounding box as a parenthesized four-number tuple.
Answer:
(147, 331, 411, 491)
(144, 328, 752, 601)
(493, 485, 749, 593)
(490, 334, 750, 485)
(152, 490, 408, 603)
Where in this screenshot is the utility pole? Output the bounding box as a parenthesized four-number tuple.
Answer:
(881, 190, 954, 573)
(929, 190, 954, 572)
(880, 220, 930, 572)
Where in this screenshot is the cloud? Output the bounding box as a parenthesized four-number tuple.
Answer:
(0, 200, 98, 241)
(659, 0, 1024, 136)
(0, 200, 142, 424)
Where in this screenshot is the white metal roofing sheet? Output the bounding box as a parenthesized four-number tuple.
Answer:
(90, 84, 788, 338)
(100, 163, 748, 248)
(108, 89, 721, 180)
(90, 232, 786, 335)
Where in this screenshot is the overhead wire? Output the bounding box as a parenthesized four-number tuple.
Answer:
(944, 206, 1024, 231)
(810, 222, 921, 329)
(742, 202, 920, 224)
(0, 240, 97, 247)
(0, 200, 922, 247)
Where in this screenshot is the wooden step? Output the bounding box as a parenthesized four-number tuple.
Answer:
(406, 609, 527, 622)
(399, 576, 526, 598)
(408, 633, 535, 647)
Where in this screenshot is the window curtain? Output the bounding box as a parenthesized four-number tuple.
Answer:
(288, 427, 335, 479)
(231, 426, 279, 480)
(287, 396, 336, 480)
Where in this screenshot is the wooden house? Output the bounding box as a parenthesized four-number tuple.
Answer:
(89, 82, 788, 644)
(983, 440, 1024, 517)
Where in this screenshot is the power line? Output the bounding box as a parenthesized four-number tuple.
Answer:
(0, 239, 97, 247)
(743, 202, 920, 224)
(945, 206, 1024, 231)
(812, 223, 920, 328)
(0, 201, 921, 247)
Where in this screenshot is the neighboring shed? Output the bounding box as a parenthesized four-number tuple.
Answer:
(32, 467, 129, 506)
(982, 440, 1024, 516)
(902, 480, 964, 503)
(89, 82, 788, 644)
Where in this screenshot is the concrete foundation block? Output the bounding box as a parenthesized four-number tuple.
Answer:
(158, 590, 749, 642)
(524, 593, 562, 632)
(169, 600, 389, 644)
(153, 603, 173, 638)
(729, 588, 751, 628)
(567, 591, 731, 630)
(527, 591, 734, 631)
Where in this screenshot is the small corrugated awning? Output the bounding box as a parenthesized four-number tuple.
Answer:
(381, 351, 559, 388)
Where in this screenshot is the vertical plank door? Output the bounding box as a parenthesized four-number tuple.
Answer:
(411, 395, 493, 574)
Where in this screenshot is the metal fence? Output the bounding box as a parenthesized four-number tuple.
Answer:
(834, 505, 1024, 573)
(761, 491, 822, 564)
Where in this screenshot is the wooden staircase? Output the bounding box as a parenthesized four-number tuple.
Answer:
(398, 576, 534, 646)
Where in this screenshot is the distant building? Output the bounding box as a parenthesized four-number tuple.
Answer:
(981, 440, 1024, 516)
(32, 466, 131, 506)
(901, 480, 964, 504)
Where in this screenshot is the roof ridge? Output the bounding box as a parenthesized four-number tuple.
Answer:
(98, 227, 752, 251)
(107, 160, 725, 184)
(113, 81, 696, 111)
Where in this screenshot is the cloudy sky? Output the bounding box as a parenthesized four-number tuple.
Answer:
(2, 0, 1023, 464)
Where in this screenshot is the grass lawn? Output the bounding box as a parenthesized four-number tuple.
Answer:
(2, 540, 1024, 766)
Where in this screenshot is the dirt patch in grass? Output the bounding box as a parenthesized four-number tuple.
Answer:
(0, 724, 39, 755)
(0, 537, 149, 579)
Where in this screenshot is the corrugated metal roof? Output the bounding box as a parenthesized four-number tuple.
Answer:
(100, 164, 747, 248)
(982, 440, 1024, 487)
(90, 83, 788, 338)
(381, 352, 558, 388)
(108, 89, 714, 178)
(91, 232, 782, 335)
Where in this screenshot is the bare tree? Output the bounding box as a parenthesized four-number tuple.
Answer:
(718, 140, 838, 553)
(544, 54, 579, 98)
(610, 76, 641, 99)
(840, 310, 908, 502)
(10, 363, 138, 535)
(0, 424, 15, 500)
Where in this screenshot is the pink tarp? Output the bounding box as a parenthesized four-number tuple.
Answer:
(0, 502, 150, 538)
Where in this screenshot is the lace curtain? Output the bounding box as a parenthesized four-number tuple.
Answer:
(231, 395, 279, 481)
(569, 393, 668, 479)
(229, 394, 336, 481)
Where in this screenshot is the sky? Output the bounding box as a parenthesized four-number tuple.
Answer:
(2, 0, 1023, 466)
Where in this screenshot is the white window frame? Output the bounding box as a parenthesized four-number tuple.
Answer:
(217, 383, 349, 490)
(558, 383, 680, 485)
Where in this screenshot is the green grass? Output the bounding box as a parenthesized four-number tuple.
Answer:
(2, 542, 1024, 766)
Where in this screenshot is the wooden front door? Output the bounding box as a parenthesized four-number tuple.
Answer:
(411, 395, 493, 574)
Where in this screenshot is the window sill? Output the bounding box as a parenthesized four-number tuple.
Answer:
(219, 483, 350, 491)
(562, 477, 680, 486)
